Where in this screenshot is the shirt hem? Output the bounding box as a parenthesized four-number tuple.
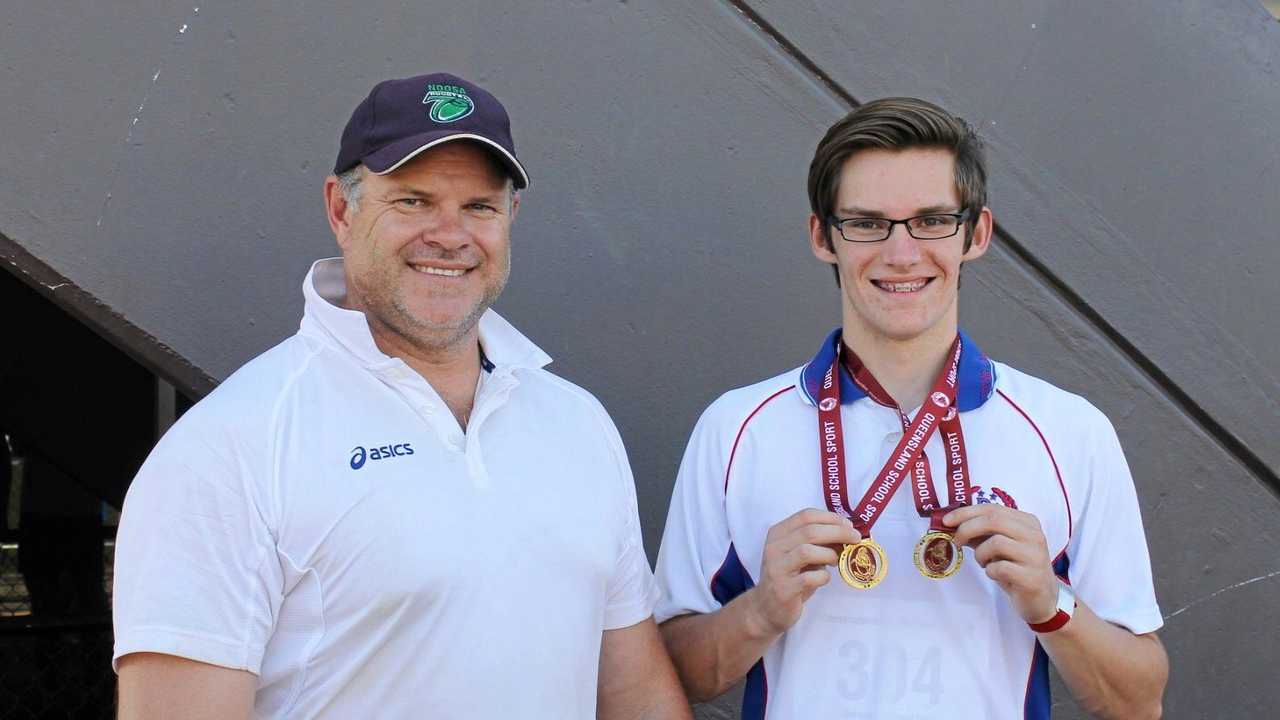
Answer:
(603, 600, 656, 631)
(112, 627, 262, 675)
(1100, 608, 1165, 635)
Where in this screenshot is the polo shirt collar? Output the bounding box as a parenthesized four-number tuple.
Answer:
(299, 257, 552, 372)
(796, 327, 996, 411)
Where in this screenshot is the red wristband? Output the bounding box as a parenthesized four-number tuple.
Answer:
(1028, 581, 1077, 633)
(1028, 606, 1073, 633)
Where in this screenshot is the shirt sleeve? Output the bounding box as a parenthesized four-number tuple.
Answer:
(599, 407, 660, 631)
(111, 408, 282, 674)
(654, 401, 737, 623)
(1065, 409, 1164, 635)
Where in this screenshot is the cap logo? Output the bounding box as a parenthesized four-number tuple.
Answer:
(422, 83, 474, 123)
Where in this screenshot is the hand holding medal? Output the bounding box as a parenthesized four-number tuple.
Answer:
(943, 503, 1061, 625)
(747, 509, 862, 636)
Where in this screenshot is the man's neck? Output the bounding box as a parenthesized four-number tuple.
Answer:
(842, 322, 957, 412)
(368, 322, 482, 430)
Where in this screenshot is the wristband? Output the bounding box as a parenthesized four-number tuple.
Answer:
(1028, 580, 1076, 634)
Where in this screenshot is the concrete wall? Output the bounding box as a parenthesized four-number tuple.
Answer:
(2, 2, 1277, 717)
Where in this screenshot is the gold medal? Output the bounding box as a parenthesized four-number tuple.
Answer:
(839, 538, 888, 589)
(914, 531, 964, 579)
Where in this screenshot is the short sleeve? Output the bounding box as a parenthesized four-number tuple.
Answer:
(111, 411, 283, 673)
(654, 402, 736, 623)
(604, 508, 660, 630)
(599, 409, 659, 631)
(1065, 412, 1163, 635)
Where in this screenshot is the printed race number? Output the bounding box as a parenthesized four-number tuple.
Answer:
(837, 639, 943, 715)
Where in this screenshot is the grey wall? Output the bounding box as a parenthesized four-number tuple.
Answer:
(2, 2, 1278, 717)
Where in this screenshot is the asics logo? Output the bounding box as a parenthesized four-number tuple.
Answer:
(350, 443, 414, 470)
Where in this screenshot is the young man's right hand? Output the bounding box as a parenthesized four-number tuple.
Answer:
(745, 508, 862, 637)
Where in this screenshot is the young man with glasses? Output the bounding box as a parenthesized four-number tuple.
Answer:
(654, 98, 1168, 719)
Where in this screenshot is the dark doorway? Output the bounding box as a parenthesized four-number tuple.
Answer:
(1, 262, 192, 719)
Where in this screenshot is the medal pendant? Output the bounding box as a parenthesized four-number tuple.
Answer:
(839, 538, 888, 589)
(914, 531, 964, 579)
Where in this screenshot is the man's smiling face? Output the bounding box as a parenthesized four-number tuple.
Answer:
(810, 146, 990, 347)
(330, 141, 517, 355)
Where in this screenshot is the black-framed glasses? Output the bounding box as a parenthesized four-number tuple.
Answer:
(829, 208, 970, 242)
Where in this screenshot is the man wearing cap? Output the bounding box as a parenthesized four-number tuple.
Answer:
(112, 73, 691, 719)
(654, 98, 1167, 719)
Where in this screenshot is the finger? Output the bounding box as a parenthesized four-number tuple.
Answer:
(782, 543, 841, 571)
(982, 559, 1051, 601)
(982, 559, 1022, 589)
(951, 511, 1035, 548)
(771, 508, 854, 536)
(972, 534, 1041, 568)
(949, 513, 997, 548)
(786, 508, 855, 530)
(798, 567, 832, 591)
(944, 503, 1022, 531)
(783, 520, 861, 550)
(763, 541, 833, 576)
(942, 503, 993, 528)
(947, 505, 1040, 539)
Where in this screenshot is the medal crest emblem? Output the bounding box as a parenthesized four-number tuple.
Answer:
(914, 531, 964, 579)
(839, 539, 888, 589)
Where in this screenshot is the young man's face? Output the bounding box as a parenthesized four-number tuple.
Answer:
(327, 142, 517, 355)
(809, 147, 991, 347)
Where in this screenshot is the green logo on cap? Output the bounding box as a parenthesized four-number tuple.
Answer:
(422, 84, 474, 123)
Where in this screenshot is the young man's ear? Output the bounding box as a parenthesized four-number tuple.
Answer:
(809, 214, 838, 265)
(962, 206, 994, 261)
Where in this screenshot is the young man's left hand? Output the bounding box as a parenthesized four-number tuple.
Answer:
(944, 504, 1061, 624)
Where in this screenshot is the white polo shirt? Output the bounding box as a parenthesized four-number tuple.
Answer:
(655, 329, 1162, 720)
(113, 258, 658, 719)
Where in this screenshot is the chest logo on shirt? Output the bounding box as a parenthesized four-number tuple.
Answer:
(349, 443, 415, 470)
(971, 485, 1018, 509)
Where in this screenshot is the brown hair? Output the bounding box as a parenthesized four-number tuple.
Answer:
(808, 97, 987, 255)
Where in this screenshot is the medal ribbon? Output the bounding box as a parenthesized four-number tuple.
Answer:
(844, 343, 972, 532)
(846, 368, 936, 516)
(817, 337, 969, 537)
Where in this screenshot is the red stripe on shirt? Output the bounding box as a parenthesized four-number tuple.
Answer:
(997, 389, 1074, 542)
(724, 386, 795, 494)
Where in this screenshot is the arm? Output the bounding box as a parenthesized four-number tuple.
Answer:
(658, 589, 775, 702)
(111, 417, 282, 718)
(946, 504, 1168, 719)
(597, 617, 693, 720)
(1039, 603, 1167, 719)
(659, 509, 860, 702)
(117, 652, 256, 720)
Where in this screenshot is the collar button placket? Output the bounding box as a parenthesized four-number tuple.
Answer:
(461, 373, 516, 487)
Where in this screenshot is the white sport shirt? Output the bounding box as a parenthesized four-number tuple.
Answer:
(655, 329, 1161, 720)
(113, 258, 658, 719)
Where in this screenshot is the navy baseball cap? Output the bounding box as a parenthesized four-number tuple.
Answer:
(334, 72, 529, 189)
